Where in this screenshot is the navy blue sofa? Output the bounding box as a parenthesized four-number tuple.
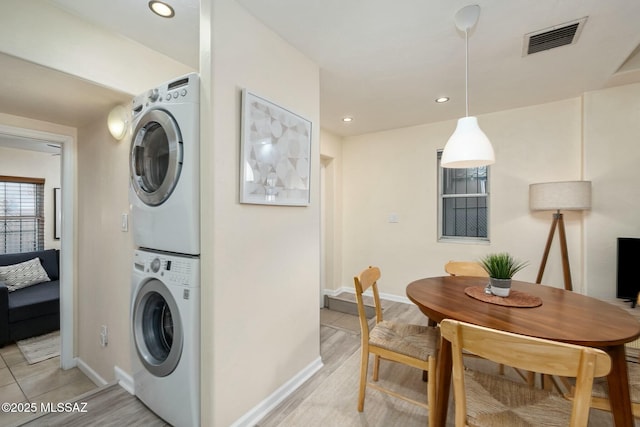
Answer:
(0, 249, 60, 347)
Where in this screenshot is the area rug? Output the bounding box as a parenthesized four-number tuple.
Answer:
(16, 330, 60, 364)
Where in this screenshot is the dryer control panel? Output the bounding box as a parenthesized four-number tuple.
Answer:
(132, 72, 199, 118)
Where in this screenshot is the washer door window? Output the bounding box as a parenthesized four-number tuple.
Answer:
(133, 279, 183, 377)
(130, 109, 183, 206)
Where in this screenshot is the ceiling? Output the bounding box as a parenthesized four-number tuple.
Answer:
(0, 53, 131, 130)
(237, 0, 640, 136)
(0, 52, 131, 151)
(2, 0, 640, 142)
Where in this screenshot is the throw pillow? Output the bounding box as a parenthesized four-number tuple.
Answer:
(0, 257, 51, 292)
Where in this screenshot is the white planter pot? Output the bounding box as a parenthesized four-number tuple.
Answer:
(489, 277, 512, 297)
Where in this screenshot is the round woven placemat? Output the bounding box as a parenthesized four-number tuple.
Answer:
(465, 285, 542, 308)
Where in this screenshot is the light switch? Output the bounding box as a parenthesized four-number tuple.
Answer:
(121, 213, 129, 232)
(388, 213, 399, 223)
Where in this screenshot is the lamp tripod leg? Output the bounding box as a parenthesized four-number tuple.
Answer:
(556, 214, 573, 291)
(536, 214, 559, 284)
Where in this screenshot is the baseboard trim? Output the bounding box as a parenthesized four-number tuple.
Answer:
(322, 288, 344, 298)
(114, 365, 134, 395)
(230, 356, 324, 427)
(75, 357, 108, 387)
(324, 286, 412, 305)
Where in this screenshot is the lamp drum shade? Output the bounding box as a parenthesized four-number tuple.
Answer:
(441, 116, 495, 168)
(529, 181, 591, 211)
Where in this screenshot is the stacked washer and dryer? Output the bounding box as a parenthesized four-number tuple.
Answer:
(128, 73, 200, 427)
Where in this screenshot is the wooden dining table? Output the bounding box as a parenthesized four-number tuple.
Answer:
(406, 276, 640, 427)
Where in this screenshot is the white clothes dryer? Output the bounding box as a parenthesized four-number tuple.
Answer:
(131, 249, 200, 427)
(129, 73, 200, 255)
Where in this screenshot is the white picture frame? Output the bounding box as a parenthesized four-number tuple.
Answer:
(240, 89, 312, 206)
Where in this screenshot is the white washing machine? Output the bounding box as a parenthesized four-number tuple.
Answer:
(129, 73, 200, 256)
(131, 249, 200, 427)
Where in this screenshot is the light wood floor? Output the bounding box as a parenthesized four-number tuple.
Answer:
(3, 300, 633, 426)
(17, 384, 168, 427)
(257, 301, 446, 426)
(0, 341, 98, 426)
(0, 338, 165, 426)
(259, 301, 627, 427)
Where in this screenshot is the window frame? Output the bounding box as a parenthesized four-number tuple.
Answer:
(437, 151, 490, 243)
(0, 175, 46, 254)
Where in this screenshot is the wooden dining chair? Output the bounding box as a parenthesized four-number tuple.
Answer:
(444, 260, 489, 277)
(443, 260, 510, 374)
(583, 363, 640, 417)
(566, 358, 640, 418)
(440, 319, 612, 427)
(353, 266, 439, 425)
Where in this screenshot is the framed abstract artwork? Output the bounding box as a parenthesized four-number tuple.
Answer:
(240, 89, 312, 206)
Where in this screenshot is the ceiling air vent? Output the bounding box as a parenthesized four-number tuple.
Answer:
(523, 17, 587, 56)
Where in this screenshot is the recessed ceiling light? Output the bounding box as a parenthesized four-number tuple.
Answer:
(435, 97, 450, 103)
(342, 116, 353, 123)
(149, 1, 175, 18)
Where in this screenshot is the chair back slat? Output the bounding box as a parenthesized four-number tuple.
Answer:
(444, 261, 488, 277)
(354, 266, 384, 324)
(356, 266, 381, 293)
(440, 319, 611, 427)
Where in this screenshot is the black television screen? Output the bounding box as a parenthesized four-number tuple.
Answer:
(617, 237, 640, 300)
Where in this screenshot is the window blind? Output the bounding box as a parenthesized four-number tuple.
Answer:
(0, 176, 45, 254)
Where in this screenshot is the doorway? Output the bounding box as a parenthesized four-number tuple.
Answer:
(0, 123, 75, 369)
(320, 155, 336, 307)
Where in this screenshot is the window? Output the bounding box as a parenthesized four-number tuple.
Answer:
(0, 176, 45, 254)
(437, 151, 489, 241)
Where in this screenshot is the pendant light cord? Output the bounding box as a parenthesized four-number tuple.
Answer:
(465, 28, 469, 117)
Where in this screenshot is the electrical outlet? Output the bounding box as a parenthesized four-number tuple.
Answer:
(100, 325, 108, 347)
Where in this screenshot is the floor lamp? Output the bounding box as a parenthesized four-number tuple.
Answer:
(529, 181, 591, 291)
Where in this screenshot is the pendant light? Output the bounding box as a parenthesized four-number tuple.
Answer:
(441, 5, 495, 168)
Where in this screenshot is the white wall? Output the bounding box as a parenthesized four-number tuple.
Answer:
(0, 145, 61, 250)
(201, 1, 321, 425)
(76, 116, 134, 380)
(338, 86, 640, 301)
(583, 82, 640, 299)
(340, 98, 584, 297)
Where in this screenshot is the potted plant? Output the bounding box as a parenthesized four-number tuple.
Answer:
(479, 252, 529, 297)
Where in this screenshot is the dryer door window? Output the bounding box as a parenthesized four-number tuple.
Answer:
(130, 109, 183, 206)
(133, 279, 183, 377)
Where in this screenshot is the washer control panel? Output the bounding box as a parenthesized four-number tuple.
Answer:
(133, 250, 199, 288)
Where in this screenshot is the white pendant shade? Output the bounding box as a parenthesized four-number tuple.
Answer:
(442, 5, 495, 169)
(441, 116, 495, 168)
